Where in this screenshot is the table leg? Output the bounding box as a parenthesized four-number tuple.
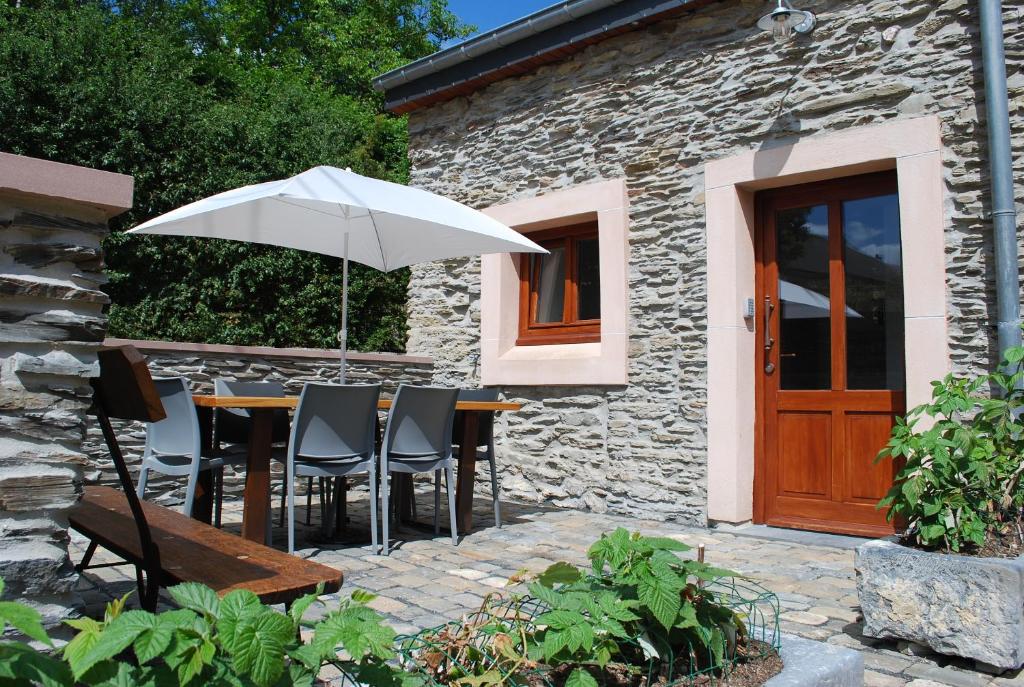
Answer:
(191, 407, 215, 523)
(455, 412, 479, 533)
(241, 408, 273, 544)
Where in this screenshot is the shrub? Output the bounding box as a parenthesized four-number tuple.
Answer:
(876, 341, 1024, 552)
(0, 577, 411, 687)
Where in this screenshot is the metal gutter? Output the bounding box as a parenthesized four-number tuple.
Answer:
(372, 0, 710, 112)
(979, 0, 1022, 365)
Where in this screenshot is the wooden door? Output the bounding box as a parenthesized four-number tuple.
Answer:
(755, 172, 905, 537)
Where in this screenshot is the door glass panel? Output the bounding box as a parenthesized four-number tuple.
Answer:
(576, 237, 601, 321)
(532, 246, 565, 323)
(843, 194, 904, 390)
(777, 205, 830, 390)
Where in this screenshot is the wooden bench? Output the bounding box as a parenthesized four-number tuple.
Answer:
(71, 345, 342, 610)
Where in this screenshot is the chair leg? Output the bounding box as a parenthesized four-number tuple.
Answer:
(279, 471, 287, 528)
(136, 466, 149, 502)
(410, 478, 418, 520)
(305, 477, 313, 526)
(434, 470, 441, 535)
(214, 468, 224, 529)
(488, 449, 501, 528)
(381, 472, 390, 556)
(369, 469, 379, 554)
(323, 478, 339, 538)
(389, 475, 401, 534)
(336, 477, 347, 536)
(182, 469, 198, 519)
(318, 477, 326, 527)
(287, 470, 296, 554)
(444, 465, 458, 547)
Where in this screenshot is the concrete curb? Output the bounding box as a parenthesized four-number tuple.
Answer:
(767, 634, 864, 687)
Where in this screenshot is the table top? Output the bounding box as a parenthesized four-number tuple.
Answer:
(192, 395, 522, 412)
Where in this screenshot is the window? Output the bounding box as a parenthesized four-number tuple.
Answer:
(517, 221, 601, 345)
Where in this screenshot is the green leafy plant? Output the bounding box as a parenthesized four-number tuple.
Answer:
(400, 530, 777, 687)
(0, 578, 412, 687)
(877, 340, 1024, 552)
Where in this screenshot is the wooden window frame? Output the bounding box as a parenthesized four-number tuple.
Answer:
(517, 221, 601, 346)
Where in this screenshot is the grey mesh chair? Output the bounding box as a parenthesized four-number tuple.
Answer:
(286, 383, 381, 554)
(213, 379, 294, 528)
(380, 385, 460, 555)
(137, 377, 225, 517)
(452, 388, 501, 527)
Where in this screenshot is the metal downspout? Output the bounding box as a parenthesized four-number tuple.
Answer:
(979, 0, 1021, 364)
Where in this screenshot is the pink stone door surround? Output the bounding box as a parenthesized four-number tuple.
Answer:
(479, 178, 630, 386)
(704, 115, 950, 525)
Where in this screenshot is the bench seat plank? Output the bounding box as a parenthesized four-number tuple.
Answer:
(70, 486, 342, 606)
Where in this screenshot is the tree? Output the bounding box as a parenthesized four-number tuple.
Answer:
(0, 0, 472, 351)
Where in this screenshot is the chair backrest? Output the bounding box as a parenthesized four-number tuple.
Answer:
(453, 388, 499, 448)
(214, 379, 287, 444)
(291, 383, 381, 460)
(147, 377, 200, 457)
(384, 385, 459, 458)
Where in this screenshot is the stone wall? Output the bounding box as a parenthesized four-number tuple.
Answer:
(83, 339, 434, 505)
(404, 0, 1024, 524)
(0, 153, 133, 622)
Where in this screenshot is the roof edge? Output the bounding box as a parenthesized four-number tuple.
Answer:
(374, 0, 715, 114)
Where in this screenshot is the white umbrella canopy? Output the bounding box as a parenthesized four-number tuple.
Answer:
(128, 165, 546, 381)
(130, 166, 542, 270)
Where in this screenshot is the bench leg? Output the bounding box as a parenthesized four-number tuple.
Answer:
(135, 566, 160, 612)
(76, 541, 99, 572)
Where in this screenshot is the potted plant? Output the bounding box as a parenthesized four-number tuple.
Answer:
(856, 341, 1024, 670)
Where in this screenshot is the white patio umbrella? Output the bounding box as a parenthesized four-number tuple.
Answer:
(129, 166, 545, 382)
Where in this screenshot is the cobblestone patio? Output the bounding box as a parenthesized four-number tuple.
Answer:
(70, 490, 1023, 687)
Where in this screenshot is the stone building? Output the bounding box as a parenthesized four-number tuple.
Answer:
(0, 154, 133, 622)
(374, 0, 1024, 536)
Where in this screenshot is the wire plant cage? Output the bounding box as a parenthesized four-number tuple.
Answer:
(393, 577, 781, 687)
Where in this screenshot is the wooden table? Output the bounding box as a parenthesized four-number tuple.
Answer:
(192, 395, 521, 543)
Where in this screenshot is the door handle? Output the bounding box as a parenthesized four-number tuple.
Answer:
(764, 296, 776, 375)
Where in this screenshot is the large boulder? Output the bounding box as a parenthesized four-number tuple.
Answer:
(856, 538, 1024, 670)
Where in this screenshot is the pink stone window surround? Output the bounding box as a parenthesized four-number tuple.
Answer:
(704, 115, 950, 525)
(480, 178, 630, 386)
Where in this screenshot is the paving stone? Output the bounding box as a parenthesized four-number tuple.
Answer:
(905, 664, 993, 687)
(366, 596, 406, 614)
(865, 670, 908, 687)
(447, 568, 489, 580)
(991, 672, 1024, 686)
(781, 610, 831, 626)
(479, 576, 510, 589)
(810, 606, 862, 623)
(862, 652, 917, 674)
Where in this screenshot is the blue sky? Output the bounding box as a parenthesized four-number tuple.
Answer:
(444, 1, 558, 40)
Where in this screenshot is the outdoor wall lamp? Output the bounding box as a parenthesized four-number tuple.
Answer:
(757, 0, 817, 43)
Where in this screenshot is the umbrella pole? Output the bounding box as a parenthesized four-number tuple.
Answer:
(340, 233, 349, 384)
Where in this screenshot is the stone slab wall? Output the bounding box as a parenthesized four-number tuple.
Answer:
(404, 0, 1024, 524)
(83, 340, 434, 505)
(0, 154, 132, 623)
